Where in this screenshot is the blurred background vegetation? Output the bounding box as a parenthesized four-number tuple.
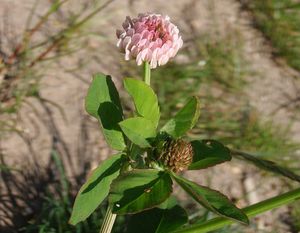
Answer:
(241, 0, 300, 72)
(1, 0, 300, 233)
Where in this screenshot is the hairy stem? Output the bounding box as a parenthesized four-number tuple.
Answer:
(173, 187, 300, 233)
(144, 62, 151, 85)
(99, 60, 151, 233)
(99, 205, 117, 233)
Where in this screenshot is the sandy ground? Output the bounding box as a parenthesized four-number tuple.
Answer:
(0, 0, 299, 232)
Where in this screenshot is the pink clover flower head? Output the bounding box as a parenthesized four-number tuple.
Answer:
(116, 13, 183, 69)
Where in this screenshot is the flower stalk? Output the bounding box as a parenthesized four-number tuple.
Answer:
(144, 62, 151, 85)
(99, 60, 152, 233)
(173, 187, 300, 233)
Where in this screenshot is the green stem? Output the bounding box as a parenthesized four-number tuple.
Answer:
(99, 205, 117, 233)
(99, 58, 146, 232)
(173, 187, 300, 233)
(144, 62, 151, 85)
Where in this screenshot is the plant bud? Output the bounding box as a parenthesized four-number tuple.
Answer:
(158, 139, 193, 172)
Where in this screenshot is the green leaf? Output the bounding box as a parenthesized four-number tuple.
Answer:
(161, 97, 200, 138)
(154, 202, 188, 233)
(124, 78, 160, 127)
(126, 197, 188, 233)
(109, 169, 173, 214)
(232, 150, 300, 182)
(119, 117, 156, 148)
(157, 196, 178, 209)
(172, 173, 249, 225)
(85, 73, 126, 150)
(85, 74, 122, 117)
(69, 154, 125, 225)
(189, 140, 231, 170)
